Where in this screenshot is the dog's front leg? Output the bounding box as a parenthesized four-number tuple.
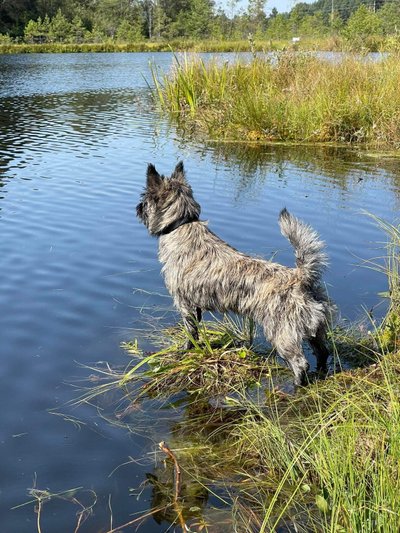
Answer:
(180, 306, 202, 350)
(309, 326, 330, 373)
(273, 339, 310, 387)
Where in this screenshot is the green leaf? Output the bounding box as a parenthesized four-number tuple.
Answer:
(378, 291, 390, 298)
(316, 494, 329, 513)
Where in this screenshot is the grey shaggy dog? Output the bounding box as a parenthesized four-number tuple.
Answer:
(137, 162, 334, 386)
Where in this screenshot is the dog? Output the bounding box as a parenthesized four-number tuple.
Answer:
(137, 162, 333, 386)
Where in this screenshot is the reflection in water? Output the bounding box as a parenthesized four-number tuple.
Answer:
(107, 394, 238, 531)
(139, 394, 301, 531)
(204, 142, 400, 199)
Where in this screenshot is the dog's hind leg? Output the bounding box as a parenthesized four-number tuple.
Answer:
(309, 326, 329, 373)
(273, 339, 310, 387)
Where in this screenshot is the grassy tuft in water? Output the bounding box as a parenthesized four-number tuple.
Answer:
(75, 316, 288, 410)
(152, 53, 400, 148)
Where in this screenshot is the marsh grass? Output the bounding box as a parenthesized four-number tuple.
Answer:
(74, 316, 287, 410)
(153, 53, 400, 148)
(1, 36, 399, 55)
(0, 39, 287, 55)
(0, 38, 343, 55)
(233, 353, 400, 532)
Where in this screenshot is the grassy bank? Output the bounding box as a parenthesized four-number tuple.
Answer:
(0, 39, 294, 55)
(1, 36, 399, 55)
(153, 53, 400, 148)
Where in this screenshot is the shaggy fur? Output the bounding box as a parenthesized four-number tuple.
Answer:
(137, 162, 334, 386)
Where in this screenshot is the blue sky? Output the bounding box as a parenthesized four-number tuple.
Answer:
(218, 1, 314, 16)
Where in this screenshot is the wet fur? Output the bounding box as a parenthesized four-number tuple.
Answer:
(137, 162, 334, 386)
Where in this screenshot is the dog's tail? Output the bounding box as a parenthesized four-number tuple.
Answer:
(279, 208, 328, 285)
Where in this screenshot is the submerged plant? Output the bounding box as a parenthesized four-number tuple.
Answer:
(12, 481, 97, 533)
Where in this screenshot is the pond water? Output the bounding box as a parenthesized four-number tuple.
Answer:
(0, 52, 399, 532)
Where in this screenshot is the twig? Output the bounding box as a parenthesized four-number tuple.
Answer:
(158, 441, 186, 530)
(35, 498, 42, 533)
(158, 441, 182, 501)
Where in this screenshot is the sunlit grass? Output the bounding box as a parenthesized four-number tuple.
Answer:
(0, 39, 285, 55)
(0, 38, 334, 55)
(1, 36, 400, 55)
(153, 52, 400, 148)
(73, 316, 287, 410)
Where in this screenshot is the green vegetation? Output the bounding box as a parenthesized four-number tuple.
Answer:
(81, 316, 288, 403)
(153, 53, 400, 147)
(0, 38, 347, 55)
(0, 1, 400, 52)
(70, 217, 400, 531)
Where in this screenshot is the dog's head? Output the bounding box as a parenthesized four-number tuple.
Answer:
(136, 162, 201, 236)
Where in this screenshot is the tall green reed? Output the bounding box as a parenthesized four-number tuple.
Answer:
(153, 53, 400, 147)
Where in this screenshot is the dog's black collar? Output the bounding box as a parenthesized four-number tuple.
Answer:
(159, 216, 198, 236)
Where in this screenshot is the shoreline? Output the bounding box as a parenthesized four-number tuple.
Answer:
(0, 37, 396, 55)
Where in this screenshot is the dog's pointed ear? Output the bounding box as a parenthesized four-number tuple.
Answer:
(171, 161, 187, 183)
(146, 163, 163, 189)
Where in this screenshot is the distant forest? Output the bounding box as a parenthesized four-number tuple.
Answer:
(0, 0, 399, 43)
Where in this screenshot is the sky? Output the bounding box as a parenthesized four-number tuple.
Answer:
(218, 0, 314, 16)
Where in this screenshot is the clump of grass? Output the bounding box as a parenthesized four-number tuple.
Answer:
(153, 52, 400, 148)
(228, 350, 400, 532)
(74, 316, 287, 411)
(370, 216, 400, 350)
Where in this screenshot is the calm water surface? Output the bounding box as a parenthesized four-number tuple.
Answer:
(0, 53, 399, 532)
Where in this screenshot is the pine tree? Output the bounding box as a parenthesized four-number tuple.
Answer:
(70, 15, 85, 43)
(49, 9, 71, 42)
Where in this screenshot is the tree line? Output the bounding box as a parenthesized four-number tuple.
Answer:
(0, 0, 399, 44)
